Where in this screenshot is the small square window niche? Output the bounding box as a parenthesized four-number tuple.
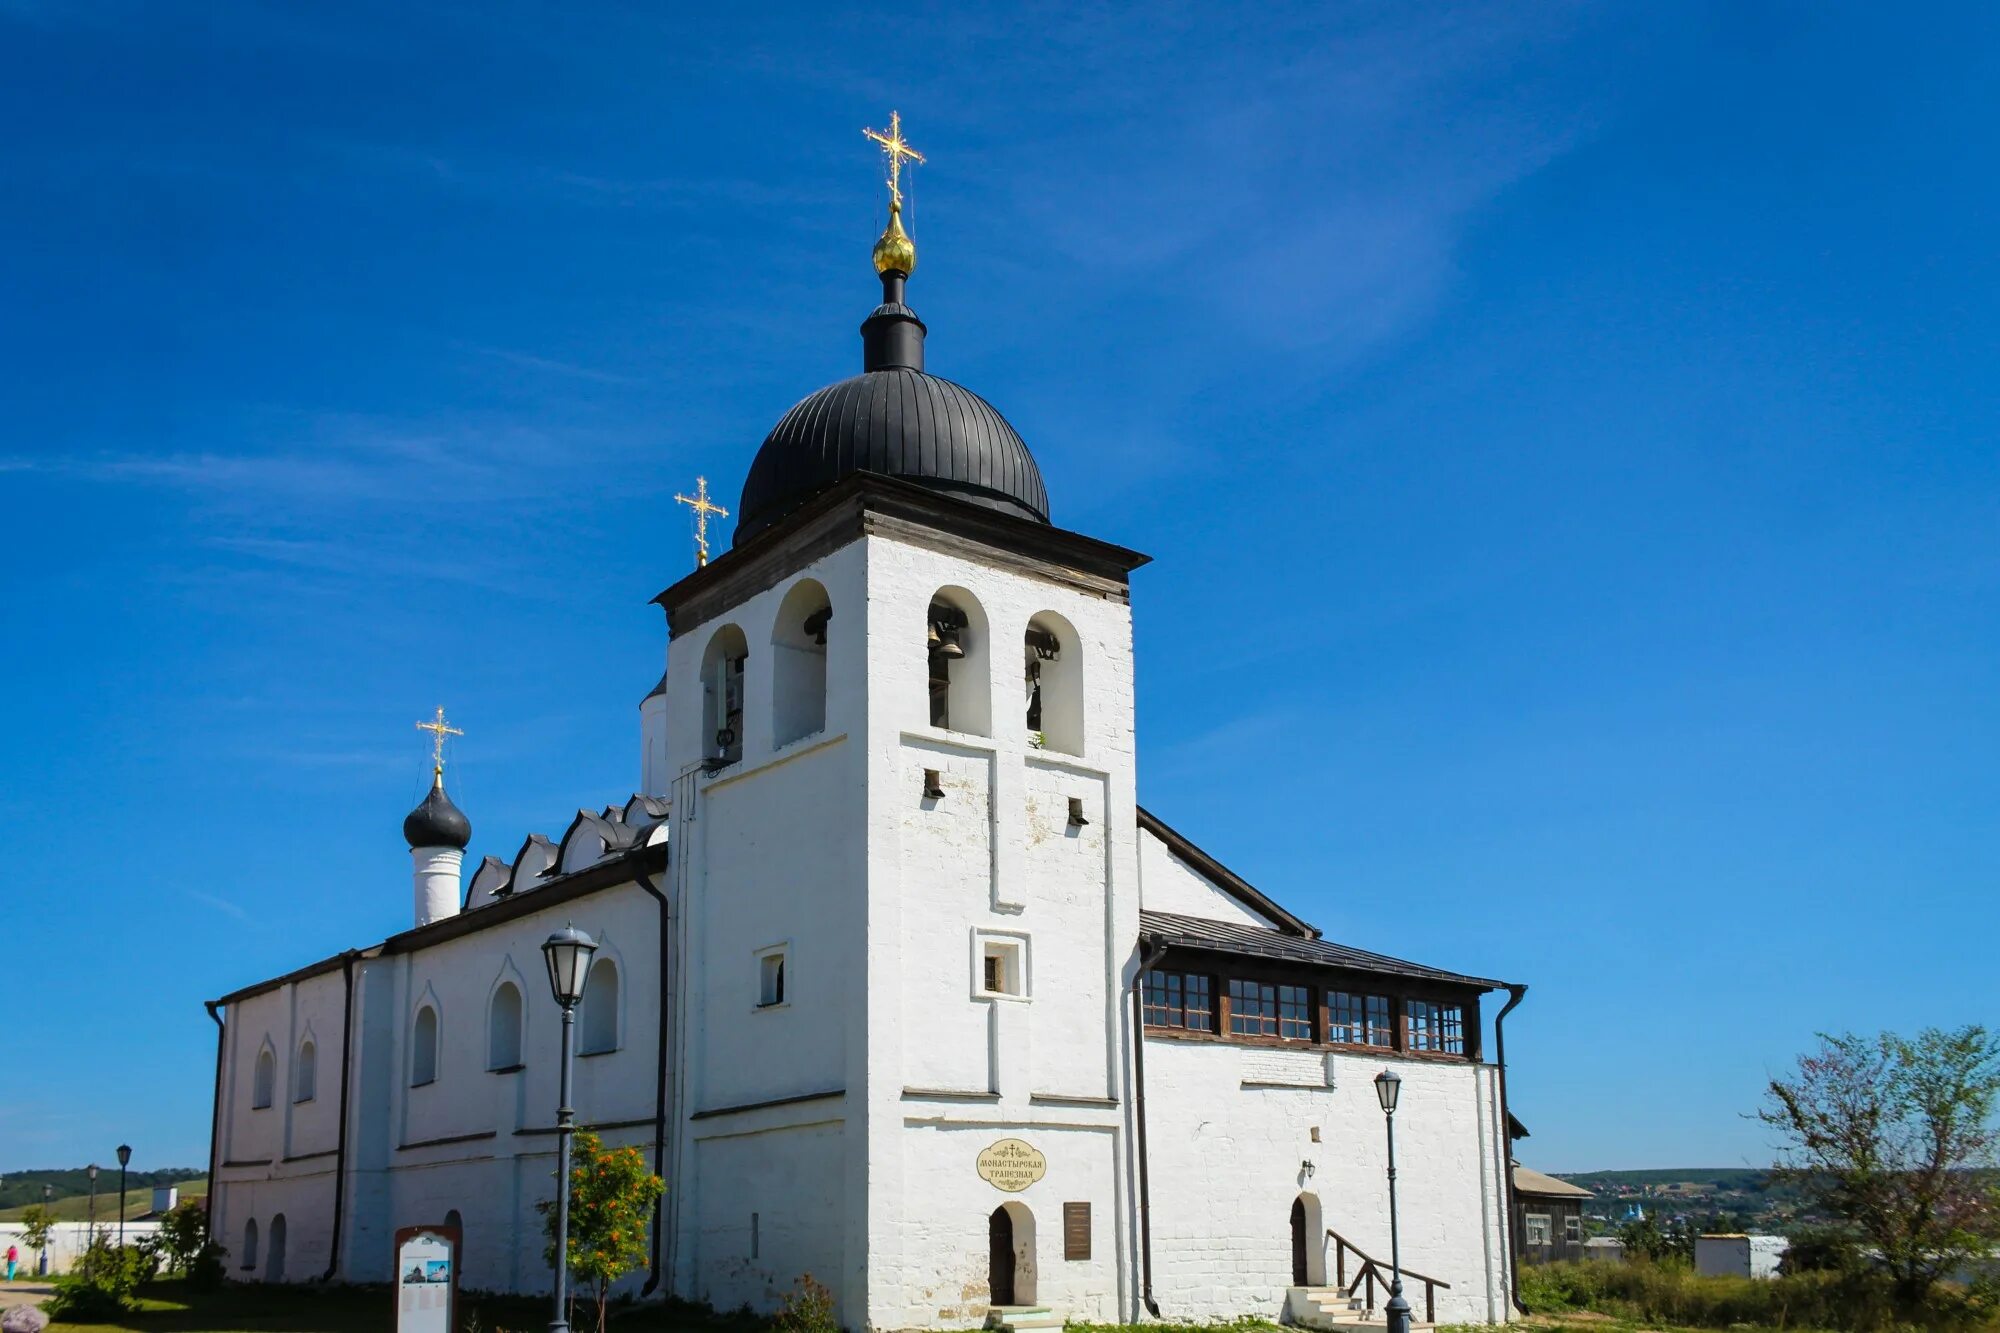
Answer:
(756, 944, 789, 1009)
(976, 933, 1028, 999)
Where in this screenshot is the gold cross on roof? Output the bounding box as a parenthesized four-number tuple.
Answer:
(863, 110, 924, 208)
(675, 475, 730, 567)
(415, 706, 463, 776)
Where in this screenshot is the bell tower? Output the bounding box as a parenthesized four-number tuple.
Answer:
(644, 115, 1150, 1327)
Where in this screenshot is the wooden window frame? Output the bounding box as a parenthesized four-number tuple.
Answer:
(1138, 952, 1483, 1062)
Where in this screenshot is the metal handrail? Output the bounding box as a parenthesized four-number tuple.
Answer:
(1325, 1228, 1453, 1324)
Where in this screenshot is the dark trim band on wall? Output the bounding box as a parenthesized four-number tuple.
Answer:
(283, 1149, 339, 1163)
(219, 1157, 274, 1168)
(689, 1088, 845, 1122)
(396, 1129, 498, 1152)
(514, 1116, 657, 1137)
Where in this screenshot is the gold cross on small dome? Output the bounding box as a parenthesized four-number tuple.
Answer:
(675, 475, 730, 567)
(863, 110, 924, 208)
(415, 706, 463, 778)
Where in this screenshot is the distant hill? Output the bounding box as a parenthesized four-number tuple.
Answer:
(0, 1167, 207, 1217)
(1557, 1168, 1772, 1191)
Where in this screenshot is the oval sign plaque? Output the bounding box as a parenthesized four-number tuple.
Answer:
(977, 1138, 1047, 1192)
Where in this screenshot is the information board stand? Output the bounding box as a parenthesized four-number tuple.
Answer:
(393, 1224, 461, 1333)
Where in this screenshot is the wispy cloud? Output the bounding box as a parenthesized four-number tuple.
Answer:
(455, 342, 640, 386)
(184, 888, 251, 922)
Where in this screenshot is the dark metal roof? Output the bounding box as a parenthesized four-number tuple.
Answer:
(735, 368, 1050, 545)
(403, 779, 470, 850)
(1139, 909, 1506, 990)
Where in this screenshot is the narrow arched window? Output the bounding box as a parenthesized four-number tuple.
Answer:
(242, 1217, 259, 1271)
(926, 589, 991, 736)
(1024, 612, 1083, 755)
(701, 625, 749, 765)
(581, 958, 620, 1054)
(411, 1005, 439, 1086)
(772, 579, 831, 747)
(294, 1040, 317, 1103)
(488, 981, 524, 1070)
(266, 1213, 287, 1282)
(251, 1047, 275, 1109)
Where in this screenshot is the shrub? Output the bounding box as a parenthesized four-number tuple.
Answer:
(1519, 1258, 1994, 1333)
(184, 1239, 228, 1292)
(44, 1273, 130, 1323)
(772, 1273, 839, 1333)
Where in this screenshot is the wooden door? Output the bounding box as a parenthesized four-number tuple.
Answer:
(989, 1207, 1016, 1305)
(1291, 1197, 1309, 1286)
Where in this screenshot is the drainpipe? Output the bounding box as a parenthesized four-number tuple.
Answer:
(1493, 984, 1529, 1316)
(322, 952, 359, 1281)
(204, 1001, 226, 1239)
(634, 857, 671, 1297)
(1130, 935, 1170, 1319)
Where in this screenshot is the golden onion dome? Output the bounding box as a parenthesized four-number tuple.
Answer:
(872, 200, 916, 276)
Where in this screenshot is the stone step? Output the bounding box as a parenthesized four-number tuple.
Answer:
(986, 1307, 1061, 1331)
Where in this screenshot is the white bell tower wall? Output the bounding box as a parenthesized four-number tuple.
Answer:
(655, 535, 873, 1321)
(857, 528, 1143, 1329)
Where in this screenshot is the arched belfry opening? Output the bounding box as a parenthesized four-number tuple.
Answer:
(772, 579, 831, 746)
(1024, 611, 1082, 755)
(701, 624, 748, 766)
(927, 590, 990, 736)
(988, 1202, 1037, 1307)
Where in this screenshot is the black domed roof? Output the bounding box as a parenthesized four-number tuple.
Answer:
(404, 777, 471, 850)
(731, 264, 1050, 546)
(735, 368, 1049, 544)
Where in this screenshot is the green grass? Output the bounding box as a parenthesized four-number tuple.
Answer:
(1514, 1260, 1997, 1333)
(38, 1278, 768, 1333)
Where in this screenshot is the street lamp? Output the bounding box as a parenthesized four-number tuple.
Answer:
(86, 1164, 99, 1240)
(1373, 1070, 1410, 1333)
(39, 1184, 52, 1275)
(541, 924, 599, 1333)
(116, 1144, 132, 1247)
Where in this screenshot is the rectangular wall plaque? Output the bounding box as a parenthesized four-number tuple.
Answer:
(1063, 1201, 1091, 1261)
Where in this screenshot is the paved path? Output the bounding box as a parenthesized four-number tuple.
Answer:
(0, 1276, 56, 1307)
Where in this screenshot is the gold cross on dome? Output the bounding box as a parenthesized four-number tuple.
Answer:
(674, 475, 730, 567)
(415, 706, 463, 776)
(863, 110, 924, 208)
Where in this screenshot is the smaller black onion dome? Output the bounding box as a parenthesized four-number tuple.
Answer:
(404, 774, 471, 850)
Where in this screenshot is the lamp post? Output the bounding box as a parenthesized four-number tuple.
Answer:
(541, 924, 599, 1333)
(1374, 1070, 1411, 1333)
(86, 1164, 99, 1241)
(116, 1144, 132, 1247)
(39, 1184, 51, 1275)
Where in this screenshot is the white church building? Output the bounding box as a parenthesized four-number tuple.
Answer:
(205, 146, 1528, 1330)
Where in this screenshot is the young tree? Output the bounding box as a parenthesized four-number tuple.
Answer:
(18, 1204, 55, 1266)
(539, 1131, 665, 1333)
(1760, 1025, 2000, 1301)
(156, 1198, 210, 1274)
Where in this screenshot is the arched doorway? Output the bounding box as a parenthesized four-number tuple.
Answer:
(988, 1202, 1037, 1306)
(1291, 1198, 1308, 1285)
(1291, 1192, 1325, 1286)
(989, 1206, 1015, 1305)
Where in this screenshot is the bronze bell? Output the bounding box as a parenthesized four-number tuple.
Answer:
(936, 628, 966, 660)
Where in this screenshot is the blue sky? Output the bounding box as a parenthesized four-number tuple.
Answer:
(2, 1, 1995, 1177)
